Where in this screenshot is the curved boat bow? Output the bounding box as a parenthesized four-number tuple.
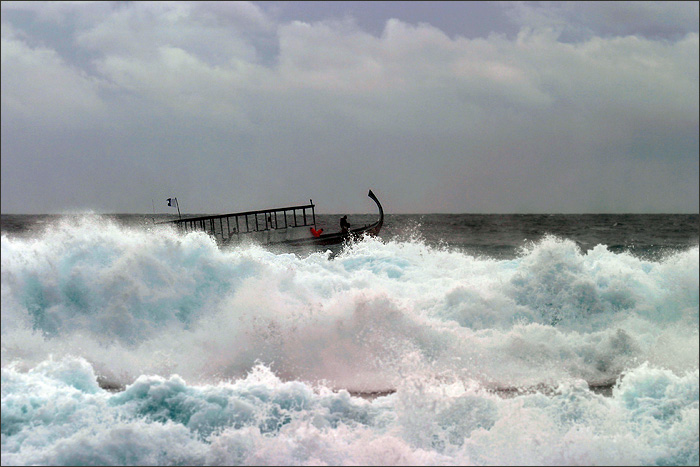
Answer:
(286, 189, 384, 246)
(363, 189, 384, 235)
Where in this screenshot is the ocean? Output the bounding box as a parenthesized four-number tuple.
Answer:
(1, 213, 698, 465)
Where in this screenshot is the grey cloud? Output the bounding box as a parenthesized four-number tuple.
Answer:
(504, 1, 699, 41)
(1, 2, 697, 214)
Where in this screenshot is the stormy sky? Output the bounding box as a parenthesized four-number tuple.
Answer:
(1, 1, 698, 214)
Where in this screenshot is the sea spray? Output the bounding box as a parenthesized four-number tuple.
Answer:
(2, 215, 698, 465)
(2, 357, 697, 465)
(2, 218, 698, 385)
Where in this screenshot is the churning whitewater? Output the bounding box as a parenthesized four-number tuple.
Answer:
(1, 215, 698, 465)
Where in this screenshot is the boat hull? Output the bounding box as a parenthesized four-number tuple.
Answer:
(239, 190, 384, 247)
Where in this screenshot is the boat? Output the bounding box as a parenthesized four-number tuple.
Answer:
(160, 190, 384, 247)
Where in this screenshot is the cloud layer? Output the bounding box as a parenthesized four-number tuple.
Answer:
(2, 1, 698, 213)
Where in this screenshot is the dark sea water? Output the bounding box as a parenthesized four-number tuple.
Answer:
(1, 213, 698, 465)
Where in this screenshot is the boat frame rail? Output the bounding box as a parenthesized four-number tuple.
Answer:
(165, 201, 317, 244)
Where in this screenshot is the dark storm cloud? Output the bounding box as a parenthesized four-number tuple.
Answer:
(1, 1, 698, 214)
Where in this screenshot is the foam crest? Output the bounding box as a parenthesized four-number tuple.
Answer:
(2, 220, 698, 390)
(2, 357, 697, 466)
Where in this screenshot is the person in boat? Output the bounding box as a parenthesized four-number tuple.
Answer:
(340, 215, 350, 234)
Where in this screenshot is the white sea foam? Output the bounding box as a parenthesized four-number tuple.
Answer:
(1, 357, 697, 465)
(2, 216, 698, 465)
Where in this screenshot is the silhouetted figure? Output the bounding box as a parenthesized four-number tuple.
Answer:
(340, 215, 350, 234)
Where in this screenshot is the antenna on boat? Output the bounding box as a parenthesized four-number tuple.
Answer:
(167, 197, 181, 219)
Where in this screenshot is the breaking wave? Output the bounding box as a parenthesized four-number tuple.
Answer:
(2, 216, 698, 465)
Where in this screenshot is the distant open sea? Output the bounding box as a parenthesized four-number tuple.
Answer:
(2, 212, 698, 465)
